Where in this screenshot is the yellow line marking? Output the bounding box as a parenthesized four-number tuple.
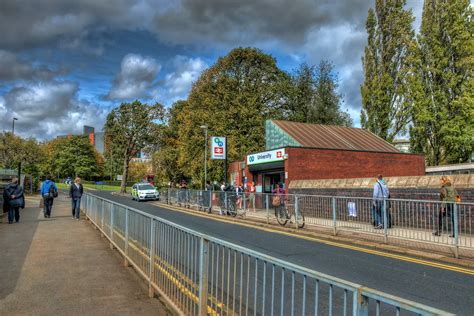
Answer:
(103, 224, 226, 315)
(150, 202, 474, 275)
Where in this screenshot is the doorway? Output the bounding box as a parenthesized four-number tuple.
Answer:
(263, 172, 284, 193)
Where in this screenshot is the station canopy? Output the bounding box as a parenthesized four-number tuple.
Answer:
(265, 120, 400, 153)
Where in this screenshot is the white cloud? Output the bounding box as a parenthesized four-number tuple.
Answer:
(151, 56, 207, 105)
(107, 53, 161, 100)
(0, 81, 108, 139)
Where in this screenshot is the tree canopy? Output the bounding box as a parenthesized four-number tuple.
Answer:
(105, 100, 164, 192)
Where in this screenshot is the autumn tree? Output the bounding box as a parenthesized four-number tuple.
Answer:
(171, 47, 290, 183)
(360, 0, 417, 142)
(105, 100, 163, 193)
(410, 0, 474, 165)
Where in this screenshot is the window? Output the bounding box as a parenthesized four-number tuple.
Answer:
(139, 184, 154, 190)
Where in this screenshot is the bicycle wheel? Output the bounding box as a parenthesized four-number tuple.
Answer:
(275, 207, 288, 226)
(292, 212, 305, 228)
(228, 203, 237, 217)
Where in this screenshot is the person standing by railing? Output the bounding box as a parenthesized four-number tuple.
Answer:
(272, 183, 286, 219)
(433, 176, 457, 237)
(247, 181, 256, 212)
(372, 174, 389, 229)
(69, 177, 83, 220)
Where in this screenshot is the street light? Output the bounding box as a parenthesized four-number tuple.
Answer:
(200, 125, 208, 188)
(12, 117, 18, 135)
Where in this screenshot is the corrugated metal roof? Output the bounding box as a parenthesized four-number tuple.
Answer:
(272, 120, 400, 153)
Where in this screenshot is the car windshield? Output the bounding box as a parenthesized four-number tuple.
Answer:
(138, 184, 155, 190)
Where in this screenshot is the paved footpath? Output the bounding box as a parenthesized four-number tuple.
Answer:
(0, 195, 171, 315)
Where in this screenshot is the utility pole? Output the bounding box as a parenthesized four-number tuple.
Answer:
(200, 125, 208, 189)
(12, 117, 18, 135)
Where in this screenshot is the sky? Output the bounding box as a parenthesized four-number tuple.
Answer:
(0, 0, 427, 140)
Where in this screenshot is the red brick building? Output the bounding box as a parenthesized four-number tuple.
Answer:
(229, 120, 425, 193)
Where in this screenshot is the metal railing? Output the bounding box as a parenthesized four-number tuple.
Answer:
(159, 189, 474, 257)
(82, 192, 452, 316)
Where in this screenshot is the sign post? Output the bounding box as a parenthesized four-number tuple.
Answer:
(210, 136, 227, 184)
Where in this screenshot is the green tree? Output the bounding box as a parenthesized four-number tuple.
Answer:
(172, 47, 290, 183)
(410, 0, 474, 165)
(288, 62, 352, 126)
(0, 132, 45, 178)
(105, 100, 164, 193)
(360, 0, 417, 141)
(43, 136, 101, 179)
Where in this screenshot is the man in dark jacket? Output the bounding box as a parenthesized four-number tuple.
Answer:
(3, 177, 24, 224)
(69, 177, 84, 220)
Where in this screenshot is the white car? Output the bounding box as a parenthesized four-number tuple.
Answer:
(131, 183, 160, 201)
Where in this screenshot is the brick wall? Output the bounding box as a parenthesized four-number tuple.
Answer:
(286, 147, 425, 185)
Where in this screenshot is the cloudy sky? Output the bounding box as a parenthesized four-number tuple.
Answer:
(0, 0, 426, 139)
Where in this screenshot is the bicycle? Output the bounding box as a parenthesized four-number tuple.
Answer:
(217, 192, 238, 217)
(197, 191, 212, 214)
(274, 198, 305, 228)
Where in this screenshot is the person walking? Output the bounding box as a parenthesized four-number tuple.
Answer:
(41, 176, 58, 218)
(372, 174, 389, 229)
(3, 177, 25, 224)
(69, 177, 84, 220)
(433, 176, 457, 237)
(235, 183, 243, 210)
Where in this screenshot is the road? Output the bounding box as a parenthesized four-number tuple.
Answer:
(91, 190, 473, 315)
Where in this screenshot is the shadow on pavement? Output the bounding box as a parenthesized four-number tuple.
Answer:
(0, 202, 41, 299)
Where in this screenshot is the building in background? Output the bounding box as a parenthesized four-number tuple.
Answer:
(229, 120, 425, 194)
(392, 139, 410, 153)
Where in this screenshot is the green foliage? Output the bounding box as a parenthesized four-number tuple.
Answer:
(42, 136, 102, 179)
(287, 62, 352, 126)
(0, 132, 45, 177)
(105, 100, 164, 192)
(360, 0, 416, 142)
(165, 47, 290, 184)
(410, 0, 474, 165)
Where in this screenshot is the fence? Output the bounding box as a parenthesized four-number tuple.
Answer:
(82, 192, 452, 316)
(160, 189, 474, 258)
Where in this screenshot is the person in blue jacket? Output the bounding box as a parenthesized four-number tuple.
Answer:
(41, 176, 58, 218)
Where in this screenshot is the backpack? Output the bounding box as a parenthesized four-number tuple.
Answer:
(48, 184, 58, 198)
(444, 185, 456, 202)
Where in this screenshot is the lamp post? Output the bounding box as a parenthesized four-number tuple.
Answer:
(12, 117, 18, 135)
(200, 125, 208, 188)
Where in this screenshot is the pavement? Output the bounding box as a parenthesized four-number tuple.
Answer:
(97, 190, 474, 315)
(0, 195, 172, 315)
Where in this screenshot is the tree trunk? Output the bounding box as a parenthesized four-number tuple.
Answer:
(120, 153, 129, 194)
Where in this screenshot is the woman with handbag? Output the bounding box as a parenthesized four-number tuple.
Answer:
(271, 183, 286, 219)
(3, 177, 25, 224)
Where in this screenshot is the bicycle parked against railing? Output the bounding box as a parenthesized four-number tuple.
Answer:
(273, 196, 305, 228)
(217, 192, 239, 216)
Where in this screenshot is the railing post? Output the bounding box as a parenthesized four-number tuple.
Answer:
(266, 194, 270, 224)
(208, 190, 212, 211)
(354, 288, 369, 316)
(383, 199, 388, 244)
(198, 237, 209, 316)
(332, 197, 337, 236)
(243, 191, 247, 212)
(124, 208, 130, 267)
(167, 189, 171, 204)
(110, 203, 114, 249)
(148, 219, 155, 298)
(101, 199, 105, 230)
(294, 196, 299, 229)
(453, 203, 459, 259)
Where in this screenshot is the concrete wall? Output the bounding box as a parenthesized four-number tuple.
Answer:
(289, 174, 474, 202)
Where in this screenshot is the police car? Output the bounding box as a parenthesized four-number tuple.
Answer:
(131, 183, 159, 201)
